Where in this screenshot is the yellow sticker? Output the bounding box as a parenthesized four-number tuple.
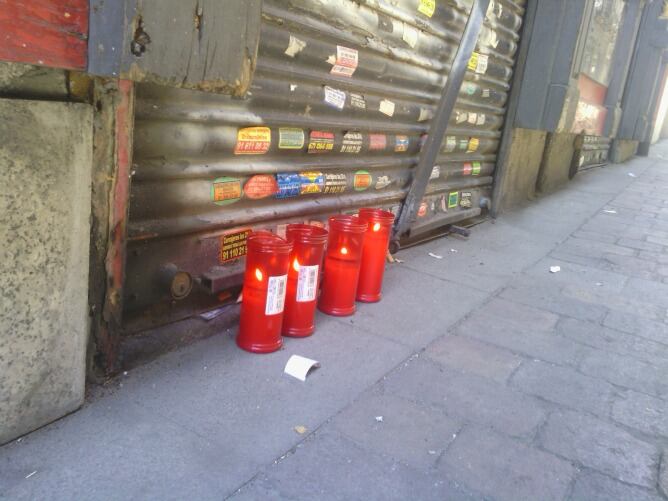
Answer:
(468, 52, 479, 72)
(467, 137, 480, 153)
(418, 0, 436, 17)
(234, 127, 271, 155)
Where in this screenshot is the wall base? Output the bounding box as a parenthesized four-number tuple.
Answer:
(0, 99, 92, 445)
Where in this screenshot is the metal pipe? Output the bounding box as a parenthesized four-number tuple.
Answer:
(392, 0, 492, 242)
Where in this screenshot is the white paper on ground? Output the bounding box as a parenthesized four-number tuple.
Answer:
(550, 266, 561, 273)
(428, 252, 443, 259)
(603, 209, 617, 214)
(284, 355, 320, 381)
(628, 173, 637, 177)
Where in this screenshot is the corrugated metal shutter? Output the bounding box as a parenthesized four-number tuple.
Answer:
(124, 0, 524, 330)
(410, 0, 524, 237)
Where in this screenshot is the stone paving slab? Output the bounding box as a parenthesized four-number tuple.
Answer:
(540, 410, 659, 488)
(2, 146, 668, 500)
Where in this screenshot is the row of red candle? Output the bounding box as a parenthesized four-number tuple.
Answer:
(236, 208, 395, 353)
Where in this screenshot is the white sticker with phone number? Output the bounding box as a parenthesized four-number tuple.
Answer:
(296, 265, 319, 302)
(265, 275, 287, 315)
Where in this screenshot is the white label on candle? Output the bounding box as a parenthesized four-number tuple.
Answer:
(296, 265, 319, 302)
(265, 275, 287, 315)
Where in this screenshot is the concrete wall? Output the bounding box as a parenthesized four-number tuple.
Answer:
(0, 99, 93, 444)
(536, 132, 577, 194)
(610, 139, 639, 163)
(496, 128, 547, 211)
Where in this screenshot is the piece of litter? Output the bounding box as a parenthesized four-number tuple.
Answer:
(123, 371, 128, 376)
(236, 292, 243, 303)
(428, 450, 437, 455)
(602, 209, 617, 214)
(25, 471, 36, 479)
(450, 249, 458, 253)
(628, 173, 637, 177)
(284, 355, 320, 381)
(375, 416, 383, 422)
(549, 266, 561, 273)
(596, 282, 603, 286)
(294, 425, 308, 434)
(428, 252, 443, 259)
(199, 306, 229, 321)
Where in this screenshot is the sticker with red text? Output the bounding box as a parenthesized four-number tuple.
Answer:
(331, 46, 359, 77)
(234, 127, 271, 154)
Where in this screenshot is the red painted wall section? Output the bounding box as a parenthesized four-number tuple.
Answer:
(572, 74, 608, 135)
(0, 0, 88, 70)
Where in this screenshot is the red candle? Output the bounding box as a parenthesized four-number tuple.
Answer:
(237, 231, 292, 353)
(356, 208, 395, 302)
(318, 215, 367, 316)
(282, 224, 328, 337)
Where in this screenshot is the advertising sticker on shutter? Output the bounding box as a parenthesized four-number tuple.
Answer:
(299, 171, 325, 195)
(324, 173, 347, 194)
(341, 131, 363, 153)
(448, 192, 459, 208)
(244, 175, 278, 199)
(278, 128, 305, 149)
(350, 93, 366, 109)
(331, 46, 359, 77)
(308, 131, 335, 153)
(369, 133, 387, 151)
(472, 162, 482, 175)
(353, 170, 372, 191)
(219, 228, 251, 263)
(418, 0, 436, 17)
(276, 173, 301, 198)
(324, 86, 346, 110)
(395, 135, 409, 152)
(234, 127, 271, 155)
(462, 162, 473, 176)
(211, 177, 242, 205)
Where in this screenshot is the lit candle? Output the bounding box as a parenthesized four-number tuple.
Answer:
(237, 231, 293, 353)
(318, 215, 368, 316)
(282, 224, 329, 337)
(356, 208, 395, 302)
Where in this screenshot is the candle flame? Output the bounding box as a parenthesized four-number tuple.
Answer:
(255, 268, 263, 281)
(372, 222, 381, 232)
(293, 258, 300, 272)
(340, 247, 348, 255)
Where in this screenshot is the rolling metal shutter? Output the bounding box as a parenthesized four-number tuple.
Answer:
(409, 0, 524, 237)
(124, 0, 524, 331)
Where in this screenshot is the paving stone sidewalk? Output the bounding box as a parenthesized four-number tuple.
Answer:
(2, 144, 668, 500)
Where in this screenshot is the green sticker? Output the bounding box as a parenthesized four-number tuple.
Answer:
(211, 177, 242, 206)
(353, 170, 372, 191)
(278, 128, 305, 149)
(448, 191, 459, 209)
(472, 161, 481, 176)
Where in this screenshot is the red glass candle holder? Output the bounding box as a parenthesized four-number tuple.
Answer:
(318, 215, 368, 316)
(356, 208, 395, 302)
(282, 224, 329, 337)
(237, 231, 293, 353)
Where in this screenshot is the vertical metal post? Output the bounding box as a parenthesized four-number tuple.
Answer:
(392, 0, 491, 241)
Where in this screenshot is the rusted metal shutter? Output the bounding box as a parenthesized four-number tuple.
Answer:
(124, 0, 523, 331)
(410, 0, 525, 237)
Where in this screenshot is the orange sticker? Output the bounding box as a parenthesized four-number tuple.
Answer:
(212, 177, 242, 205)
(353, 170, 372, 191)
(418, 202, 428, 217)
(244, 175, 278, 199)
(234, 127, 271, 155)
